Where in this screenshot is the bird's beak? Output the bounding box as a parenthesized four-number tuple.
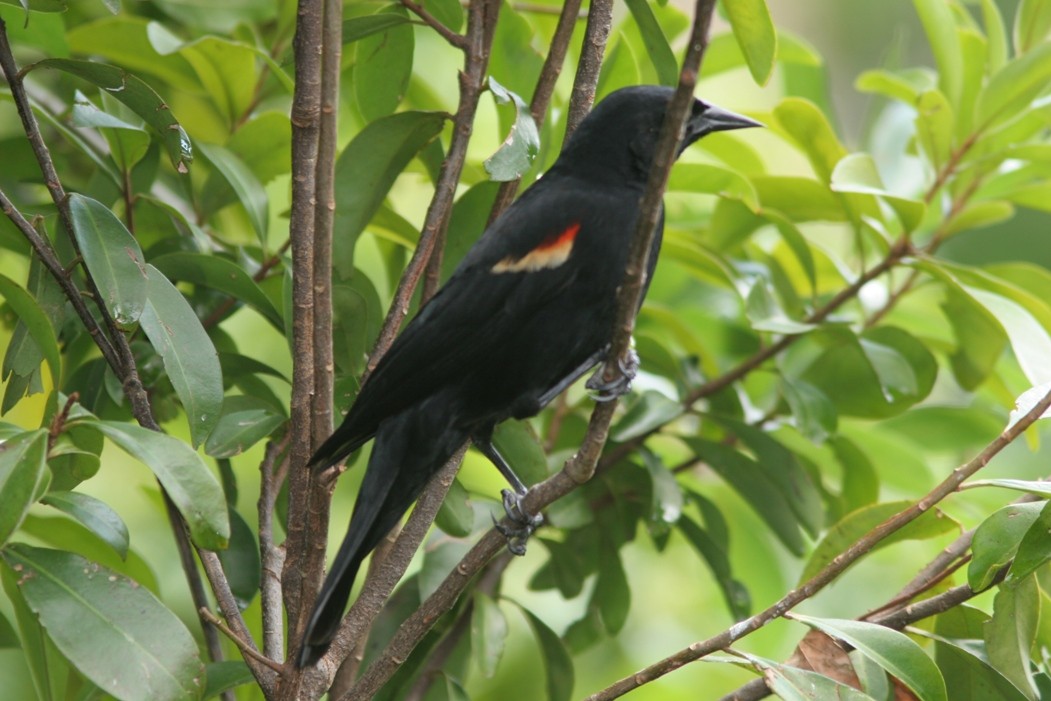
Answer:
(687, 103, 764, 143)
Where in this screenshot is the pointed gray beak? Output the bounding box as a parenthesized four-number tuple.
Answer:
(690, 103, 764, 139)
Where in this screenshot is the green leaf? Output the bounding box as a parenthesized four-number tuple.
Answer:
(1013, 0, 1051, 54)
(69, 193, 148, 326)
(594, 540, 630, 634)
(140, 265, 223, 447)
(196, 143, 268, 248)
(829, 152, 925, 232)
(934, 605, 1030, 701)
(774, 98, 847, 183)
(722, 0, 777, 85)
(0, 430, 49, 548)
(33, 58, 192, 172)
(203, 395, 284, 459)
(976, 42, 1051, 129)
(484, 78, 540, 181)
(520, 608, 574, 701)
(0, 272, 62, 393)
(491, 420, 548, 487)
(856, 67, 935, 104)
(738, 652, 878, 700)
(3, 545, 204, 701)
(176, 37, 259, 128)
(217, 509, 259, 610)
(78, 419, 229, 550)
(965, 478, 1051, 500)
(912, 0, 963, 106)
(987, 575, 1040, 699)
(41, 491, 129, 560)
(342, 13, 412, 44)
(434, 478, 472, 538)
(745, 281, 815, 334)
(677, 516, 750, 620)
(667, 163, 760, 211)
(915, 89, 955, 171)
(150, 252, 283, 329)
(753, 175, 847, 222)
(799, 500, 958, 583)
(471, 593, 507, 678)
(333, 111, 446, 277)
(969, 502, 1045, 592)
(623, 0, 679, 86)
(687, 438, 806, 555)
(353, 6, 413, 121)
(966, 286, 1051, 387)
(202, 661, 253, 699)
(781, 376, 837, 443)
(640, 449, 684, 529)
(792, 614, 948, 701)
(611, 391, 683, 442)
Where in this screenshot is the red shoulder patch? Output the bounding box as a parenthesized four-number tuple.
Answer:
(491, 222, 580, 274)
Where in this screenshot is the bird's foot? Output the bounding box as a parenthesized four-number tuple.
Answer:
(493, 489, 543, 556)
(586, 349, 640, 401)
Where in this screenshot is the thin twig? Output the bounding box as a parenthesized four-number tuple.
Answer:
(259, 436, 289, 660)
(565, 0, 614, 137)
(402, 0, 467, 49)
(200, 608, 285, 673)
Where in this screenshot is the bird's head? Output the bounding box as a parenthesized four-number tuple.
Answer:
(555, 85, 762, 185)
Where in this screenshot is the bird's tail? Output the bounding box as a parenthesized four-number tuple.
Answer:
(296, 401, 467, 666)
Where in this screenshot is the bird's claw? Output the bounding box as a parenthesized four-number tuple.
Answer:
(493, 489, 543, 556)
(586, 349, 640, 401)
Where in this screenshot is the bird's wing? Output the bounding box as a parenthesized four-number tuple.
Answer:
(328, 184, 631, 453)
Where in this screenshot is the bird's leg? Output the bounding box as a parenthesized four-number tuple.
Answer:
(472, 436, 543, 556)
(585, 347, 640, 401)
(533, 349, 607, 408)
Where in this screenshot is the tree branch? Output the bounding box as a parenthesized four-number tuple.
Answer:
(565, 0, 614, 136)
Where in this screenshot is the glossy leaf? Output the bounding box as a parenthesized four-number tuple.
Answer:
(1008, 382, 1051, 428)
(196, 142, 268, 247)
(829, 152, 925, 232)
(623, 0, 679, 86)
(781, 376, 837, 443)
(202, 661, 253, 699)
(912, 0, 963, 105)
(471, 593, 508, 678)
(333, 111, 446, 277)
(987, 576, 1040, 699)
(0, 272, 62, 393)
(933, 605, 1030, 701)
(41, 491, 129, 560)
(799, 500, 958, 584)
(793, 614, 948, 701)
(203, 396, 284, 459)
(69, 193, 148, 326)
(667, 163, 760, 212)
(968, 502, 1044, 592)
(33, 58, 192, 171)
(520, 608, 574, 701)
(77, 419, 229, 550)
(492, 420, 548, 486)
(612, 391, 683, 442)
(3, 545, 204, 701)
(353, 5, 413, 121)
(721, 0, 777, 84)
(687, 438, 806, 555)
(484, 78, 539, 182)
(0, 430, 49, 548)
(740, 653, 877, 701)
(140, 265, 223, 447)
(1014, 0, 1051, 54)
(976, 42, 1051, 129)
(678, 516, 751, 620)
(774, 98, 847, 183)
(150, 252, 282, 328)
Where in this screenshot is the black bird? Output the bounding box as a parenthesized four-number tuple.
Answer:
(297, 85, 760, 666)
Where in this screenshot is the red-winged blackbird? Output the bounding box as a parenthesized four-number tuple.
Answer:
(297, 85, 760, 666)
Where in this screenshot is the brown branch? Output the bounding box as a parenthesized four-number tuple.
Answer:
(259, 436, 289, 660)
(585, 385, 1051, 700)
(200, 608, 284, 674)
(401, 0, 467, 49)
(564, 0, 613, 137)
(283, 0, 333, 683)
